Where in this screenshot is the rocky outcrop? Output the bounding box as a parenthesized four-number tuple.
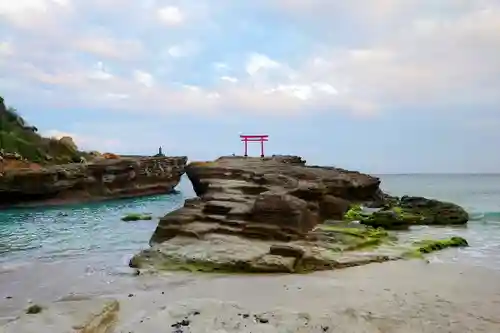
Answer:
(149, 155, 384, 244)
(344, 196, 469, 229)
(131, 156, 415, 273)
(398, 195, 469, 224)
(131, 155, 471, 273)
(0, 156, 187, 208)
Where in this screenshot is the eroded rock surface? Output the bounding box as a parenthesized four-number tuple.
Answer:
(132, 155, 470, 273)
(132, 156, 405, 272)
(154, 155, 383, 241)
(0, 156, 187, 208)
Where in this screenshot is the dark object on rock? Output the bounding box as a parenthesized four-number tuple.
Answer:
(154, 146, 165, 157)
(171, 318, 190, 328)
(254, 315, 269, 323)
(26, 304, 43, 314)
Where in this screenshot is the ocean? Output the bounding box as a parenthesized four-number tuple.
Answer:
(0, 174, 499, 286)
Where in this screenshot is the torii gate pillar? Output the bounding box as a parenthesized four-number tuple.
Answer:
(240, 135, 268, 158)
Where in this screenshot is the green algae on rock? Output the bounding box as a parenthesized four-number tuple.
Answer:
(311, 225, 394, 251)
(414, 236, 469, 254)
(343, 204, 365, 221)
(121, 213, 153, 222)
(356, 209, 424, 229)
(342, 197, 469, 229)
(401, 236, 469, 259)
(129, 233, 397, 274)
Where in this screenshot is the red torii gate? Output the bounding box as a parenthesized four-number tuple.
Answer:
(240, 134, 268, 157)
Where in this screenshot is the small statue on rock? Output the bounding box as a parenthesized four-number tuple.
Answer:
(154, 146, 165, 157)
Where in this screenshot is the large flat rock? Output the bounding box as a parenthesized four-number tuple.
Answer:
(0, 156, 187, 208)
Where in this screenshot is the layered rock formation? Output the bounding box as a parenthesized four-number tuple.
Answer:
(0, 156, 187, 208)
(131, 155, 468, 273)
(151, 155, 384, 244)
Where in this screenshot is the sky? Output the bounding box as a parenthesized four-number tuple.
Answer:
(1, 0, 500, 173)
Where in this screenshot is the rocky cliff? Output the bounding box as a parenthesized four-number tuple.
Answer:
(0, 156, 187, 208)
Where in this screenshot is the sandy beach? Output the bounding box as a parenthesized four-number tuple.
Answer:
(1, 259, 500, 332)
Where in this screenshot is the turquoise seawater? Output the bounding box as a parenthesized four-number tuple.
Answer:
(1, 174, 500, 274)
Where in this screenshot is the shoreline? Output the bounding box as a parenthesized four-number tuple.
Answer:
(1, 259, 500, 332)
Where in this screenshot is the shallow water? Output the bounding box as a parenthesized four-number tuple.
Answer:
(0, 177, 194, 274)
(1, 174, 500, 278)
(379, 174, 500, 269)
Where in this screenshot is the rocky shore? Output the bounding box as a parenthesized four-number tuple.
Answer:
(0, 156, 187, 209)
(2, 261, 500, 333)
(0, 155, 491, 333)
(131, 155, 470, 273)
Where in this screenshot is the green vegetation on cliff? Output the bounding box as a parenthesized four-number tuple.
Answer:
(0, 95, 84, 164)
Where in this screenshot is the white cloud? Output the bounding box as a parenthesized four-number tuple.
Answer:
(0, 0, 71, 30)
(133, 70, 154, 87)
(0, 42, 14, 57)
(44, 129, 122, 152)
(74, 37, 143, 60)
(87, 62, 113, 81)
(0, 0, 68, 15)
(214, 62, 230, 71)
(220, 76, 238, 83)
(2, 0, 500, 118)
(157, 6, 184, 25)
(165, 42, 199, 58)
(245, 53, 281, 76)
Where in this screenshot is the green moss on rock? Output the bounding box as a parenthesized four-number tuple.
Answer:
(345, 197, 469, 229)
(343, 204, 364, 221)
(315, 225, 394, 250)
(359, 209, 425, 229)
(414, 236, 468, 254)
(399, 196, 469, 225)
(121, 213, 153, 222)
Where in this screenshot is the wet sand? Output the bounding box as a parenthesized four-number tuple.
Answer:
(1, 259, 500, 332)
